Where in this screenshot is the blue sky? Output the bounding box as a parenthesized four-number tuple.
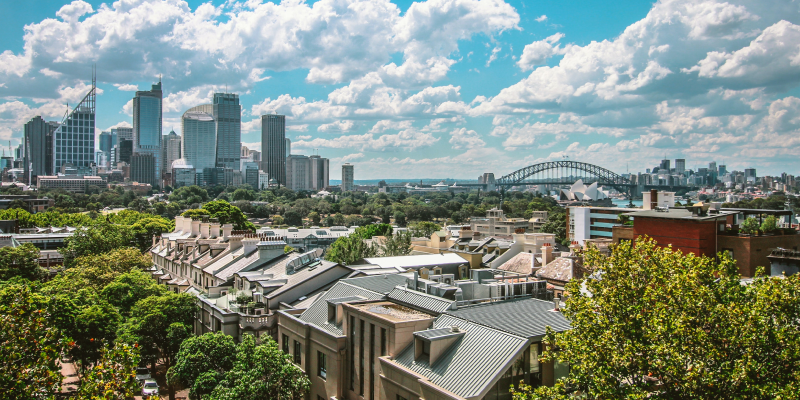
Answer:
(1, 0, 799, 179)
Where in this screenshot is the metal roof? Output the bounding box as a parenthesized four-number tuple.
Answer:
(297, 274, 410, 336)
(363, 253, 468, 271)
(445, 297, 571, 339)
(414, 327, 464, 340)
(387, 287, 456, 314)
(391, 314, 528, 399)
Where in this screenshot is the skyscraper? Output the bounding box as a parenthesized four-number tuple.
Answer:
(285, 138, 291, 156)
(286, 155, 311, 191)
(675, 159, 685, 174)
(659, 159, 670, 172)
(53, 81, 96, 175)
(310, 155, 329, 190)
(342, 163, 354, 191)
(24, 116, 58, 183)
(132, 81, 163, 186)
(182, 105, 216, 184)
(162, 130, 181, 179)
(718, 164, 727, 176)
(261, 114, 286, 185)
(213, 93, 241, 170)
(98, 130, 116, 164)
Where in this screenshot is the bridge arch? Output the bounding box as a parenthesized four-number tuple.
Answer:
(496, 161, 634, 195)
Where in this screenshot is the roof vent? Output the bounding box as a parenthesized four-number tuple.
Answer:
(451, 325, 460, 333)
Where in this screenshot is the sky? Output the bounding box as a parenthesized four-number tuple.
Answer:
(1, 0, 800, 180)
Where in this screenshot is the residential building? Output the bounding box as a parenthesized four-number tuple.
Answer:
(132, 81, 163, 186)
(53, 83, 95, 176)
(277, 273, 566, 400)
(37, 175, 104, 193)
(257, 226, 359, 251)
(642, 190, 676, 210)
(261, 114, 286, 185)
(0, 195, 54, 213)
(529, 211, 548, 232)
(567, 206, 633, 245)
(768, 248, 800, 276)
(363, 253, 469, 276)
(213, 93, 241, 170)
(342, 163, 354, 191)
(471, 207, 531, 236)
(23, 116, 58, 183)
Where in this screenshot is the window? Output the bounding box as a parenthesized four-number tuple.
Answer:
(282, 335, 289, 353)
(359, 320, 365, 395)
(294, 340, 301, 364)
(381, 328, 387, 356)
(318, 351, 327, 379)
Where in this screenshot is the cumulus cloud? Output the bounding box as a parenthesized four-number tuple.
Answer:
(449, 127, 485, 149)
(535, 15, 547, 22)
(293, 129, 438, 152)
(114, 83, 139, 91)
(517, 33, 566, 71)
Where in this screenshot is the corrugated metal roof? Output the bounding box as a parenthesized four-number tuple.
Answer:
(343, 274, 412, 295)
(363, 254, 468, 271)
(386, 287, 455, 314)
(414, 327, 463, 340)
(391, 314, 528, 399)
(445, 298, 571, 338)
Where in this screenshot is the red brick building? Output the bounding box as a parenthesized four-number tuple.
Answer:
(628, 208, 731, 258)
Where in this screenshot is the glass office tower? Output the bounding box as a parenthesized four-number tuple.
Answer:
(213, 93, 241, 170)
(53, 84, 95, 175)
(182, 105, 216, 185)
(261, 114, 286, 185)
(132, 81, 163, 186)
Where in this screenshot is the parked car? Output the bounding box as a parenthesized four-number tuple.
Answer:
(135, 367, 151, 383)
(142, 379, 159, 396)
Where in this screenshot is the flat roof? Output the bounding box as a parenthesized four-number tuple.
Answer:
(351, 301, 433, 322)
(625, 208, 737, 221)
(721, 208, 793, 216)
(364, 253, 467, 271)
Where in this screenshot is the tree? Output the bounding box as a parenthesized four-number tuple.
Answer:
(283, 209, 303, 226)
(272, 215, 284, 226)
(183, 200, 255, 231)
(168, 332, 237, 400)
(60, 248, 152, 291)
(513, 237, 800, 399)
(284, 245, 295, 254)
(119, 293, 195, 378)
(61, 222, 132, 265)
(324, 235, 378, 265)
(408, 221, 441, 238)
(75, 343, 141, 400)
(231, 188, 256, 202)
(380, 230, 412, 257)
(170, 185, 209, 204)
(761, 215, 779, 233)
(0, 242, 45, 281)
(101, 269, 167, 316)
(540, 211, 568, 246)
(130, 216, 174, 252)
(0, 285, 67, 398)
(308, 211, 321, 226)
(394, 211, 407, 227)
(740, 217, 760, 234)
(71, 301, 122, 371)
(207, 334, 310, 400)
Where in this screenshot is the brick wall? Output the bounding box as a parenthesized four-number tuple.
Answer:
(633, 217, 721, 258)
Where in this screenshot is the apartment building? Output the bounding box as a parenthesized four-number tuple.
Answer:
(277, 273, 566, 400)
(471, 208, 530, 236)
(567, 206, 632, 245)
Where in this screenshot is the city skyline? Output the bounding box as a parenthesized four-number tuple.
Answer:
(2, 0, 800, 179)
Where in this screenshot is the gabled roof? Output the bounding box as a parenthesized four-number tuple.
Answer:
(445, 297, 571, 339)
(497, 252, 538, 275)
(536, 257, 581, 283)
(391, 314, 528, 399)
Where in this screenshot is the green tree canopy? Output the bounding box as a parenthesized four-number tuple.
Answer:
(740, 217, 760, 234)
(380, 230, 412, 257)
(75, 343, 141, 400)
(101, 269, 167, 316)
(513, 237, 800, 399)
(61, 222, 133, 265)
(324, 234, 378, 265)
(761, 215, 779, 233)
(0, 242, 45, 281)
(206, 334, 310, 400)
(168, 332, 237, 400)
(408, 221, 441, 238)
(0, 285, 67, 398)
(183, 200, 255, 231)
(170, 185, 210, 204)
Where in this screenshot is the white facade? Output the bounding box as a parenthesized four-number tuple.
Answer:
(642, 191, 676, 210)
(342, 163, 354, 191)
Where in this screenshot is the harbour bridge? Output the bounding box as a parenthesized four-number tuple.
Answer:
(457, 161, 638, 197)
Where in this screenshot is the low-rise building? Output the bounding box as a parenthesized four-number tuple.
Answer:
(37, 175, 105, 193)
(567, 206, 634, 245)
(256, 226, 358, 251)
(471, 208, 531, 236)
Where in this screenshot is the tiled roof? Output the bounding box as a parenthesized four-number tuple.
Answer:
(386, 287, 456, 314)
(445, 297, 571, 338)
(391, 314, 528, 399)
(536, 257, 581, 283)
(497, 252, 538, 275)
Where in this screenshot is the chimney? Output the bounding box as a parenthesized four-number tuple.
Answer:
(191, 219, 201, 237)
(183, 217, 193, 233)
(200, 222, 210, 239)
(152, 234, 158, 247)
(242, 237, 259, 254)
(650, 189, 658, 210)
(228, 236, 243, 250)
(542, 242, 553, 266)
(174, 216, 184, 233)
(222, 224, 233, 240)
(257, 241, 284, 261)
(210, 221, 221, 238)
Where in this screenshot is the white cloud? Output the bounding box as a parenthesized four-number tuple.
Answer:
(294, 129, 438, 152)
(449, 127, 485, 149)
(114, 83, 139, 91)
(535, 15, 547, 22)
(370, 120, 413, 133)
(517, 33, 566, 71)
(318, 120, 358, 133)
(486, 46, 501, 67)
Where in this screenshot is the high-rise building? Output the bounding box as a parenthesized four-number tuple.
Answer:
(99, 130, 116, 166)
(675, 159, 685, 174)
(659, 159, 670, 172)
(342, 163, 354, 191)
(285, 138, 291, 156)
(261, 114, 286, 185)
(286, 155, 311, 191)
(244, 163, 260, 188)
(24, 116, 58, 183)
(53, 82, 96, 175)
(213, 93, 241, 170)
(162, 130, 181, 179)
(132, 81, 163, 186)
(117, 140, 133, 165)
(310, 155, 329, 190)
(182, 105, 216, 184)
(718, 165, 727, 176)
(131, 153, 156, 185)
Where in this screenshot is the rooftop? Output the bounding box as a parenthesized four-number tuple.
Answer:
(363, 253, 467, 271)
(351, 301, 433, 322)
(625, 208, 737, 221)
(445, 297, 571, 339)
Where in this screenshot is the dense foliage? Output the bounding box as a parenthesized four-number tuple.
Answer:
(512, 237, 800, 399)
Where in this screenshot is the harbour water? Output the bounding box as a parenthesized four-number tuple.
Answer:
(611, 198, 643, 208)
